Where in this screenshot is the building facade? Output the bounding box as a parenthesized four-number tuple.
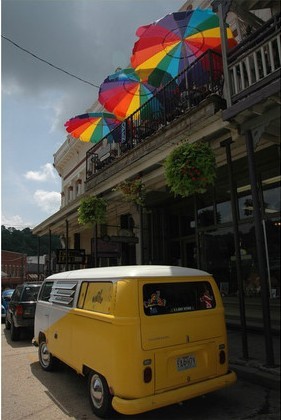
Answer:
(33, 0, 280, 291)
(1, 250, 27, 289)
(33, 0, 280, 362)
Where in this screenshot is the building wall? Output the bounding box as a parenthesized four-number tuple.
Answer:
(33, 2, 280, 295)
(1, 250, 27, 289)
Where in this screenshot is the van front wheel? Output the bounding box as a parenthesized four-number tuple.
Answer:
(39, 340, 57, 371)
(88, 371, 113, 418)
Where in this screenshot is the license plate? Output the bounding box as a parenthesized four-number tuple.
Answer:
(177, 355, 196, 371)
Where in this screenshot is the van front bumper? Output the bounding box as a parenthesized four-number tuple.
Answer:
(112, 370, 237, 415)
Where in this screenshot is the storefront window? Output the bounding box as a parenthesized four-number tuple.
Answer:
(198, 205, 214, 227)
(216, 201, 232, 224)
(263, 185, 280, 215)
(199, 223, 260, 296)
(238, 194, 253, 219)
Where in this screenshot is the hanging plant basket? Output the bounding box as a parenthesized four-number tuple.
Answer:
(78, 196, 107, 226)
(164, 141, 216, 198)
(113, 178, 146, 206)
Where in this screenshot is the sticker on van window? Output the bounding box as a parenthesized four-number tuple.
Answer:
(92, 289, 103, 304)
(200, 287, 214, 309)
(144, 291, 166, 309)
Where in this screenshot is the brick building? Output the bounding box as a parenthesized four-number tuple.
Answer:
(1, 250, 27, 289)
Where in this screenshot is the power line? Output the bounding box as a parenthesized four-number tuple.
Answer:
(2, 35, 100, 89)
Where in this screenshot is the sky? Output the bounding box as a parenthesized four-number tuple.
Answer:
(1, 0, 184, 230)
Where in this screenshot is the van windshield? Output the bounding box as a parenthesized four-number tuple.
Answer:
(143, 281, 215, 316)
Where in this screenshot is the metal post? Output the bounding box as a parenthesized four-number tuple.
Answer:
(262, 219, 272, 296)
(48, 229, 52, 275)
(139, 205, 144, 264)
(94, 223, 98, 268)
(216, 2, 232, 107)
(194, 195, 200, 269)
(245, 130, 275, 366)
(162, 89, 167, 126)
(221, 139, 249, 360)
(37, 236, 40, 281)
(208, 49, 214, 90)
(65, 220, 69, 271)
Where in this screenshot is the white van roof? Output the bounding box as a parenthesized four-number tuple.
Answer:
(46, 265, 210, 281)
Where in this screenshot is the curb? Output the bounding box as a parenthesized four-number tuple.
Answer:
(226, 321, 280, 336)
(230, 362, 280, 390)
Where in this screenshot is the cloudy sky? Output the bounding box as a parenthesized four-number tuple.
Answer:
(1, 0, 183, 230)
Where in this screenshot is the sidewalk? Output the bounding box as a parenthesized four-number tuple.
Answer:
(227, 328, 280, 390)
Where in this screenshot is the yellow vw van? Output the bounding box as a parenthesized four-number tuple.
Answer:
(33, 265, 236, 418)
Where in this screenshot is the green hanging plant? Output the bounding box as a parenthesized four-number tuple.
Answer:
(78, 196, 107, 226)
(113, 178, 146, 206)
(164, 141, 216, 197)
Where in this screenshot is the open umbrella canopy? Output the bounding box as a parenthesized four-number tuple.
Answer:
(64, 112, 121, 143)
(131, 9, 237, 80)
(98, 67, 172, 120)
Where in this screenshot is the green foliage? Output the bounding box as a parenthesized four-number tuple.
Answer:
(164, 141, 216, 198)
(1, 225, 60, 255)
(78, 196, 107, 226)
(113, 178, 146, 206)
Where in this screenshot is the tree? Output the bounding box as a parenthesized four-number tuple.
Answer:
(1, 225, 60, 255)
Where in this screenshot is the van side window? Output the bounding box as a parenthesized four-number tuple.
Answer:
(78, 282, 113, 314)
(77, 282, 88, 308)
(143, 281, 216, 316)
(38, 282, 54, 302)
(49, 281, 77, 307)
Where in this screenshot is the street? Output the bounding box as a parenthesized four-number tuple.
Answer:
(1, 324, 280, 420)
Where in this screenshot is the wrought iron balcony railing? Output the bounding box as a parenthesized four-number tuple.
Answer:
(86, 49, 225, 180)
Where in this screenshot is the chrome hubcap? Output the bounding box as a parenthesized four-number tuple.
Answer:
(41, 343, 50, 366)
(90, 375, 104, 409)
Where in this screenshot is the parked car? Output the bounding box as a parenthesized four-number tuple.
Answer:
(1, 301, 6, 323)
(2, 289, 14, 311)
(5, 283, 41, 341)
(1, 289, 14, 323)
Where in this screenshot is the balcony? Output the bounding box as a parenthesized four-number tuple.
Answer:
(223, 12, 281, 120)
(85, 50, 226, 188)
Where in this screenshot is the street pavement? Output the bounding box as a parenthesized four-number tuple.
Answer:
(1, 324, 280, 419)
(227, 328, 280, 390)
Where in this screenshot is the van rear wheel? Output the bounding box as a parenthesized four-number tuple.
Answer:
(88, 371, 113, 418)
(39, 340, 57, 371)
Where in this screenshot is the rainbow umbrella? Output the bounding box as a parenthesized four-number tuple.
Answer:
(98, 67, 173, 120)
(130, 9, 237, 80)
(64, 112, 121, 143)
